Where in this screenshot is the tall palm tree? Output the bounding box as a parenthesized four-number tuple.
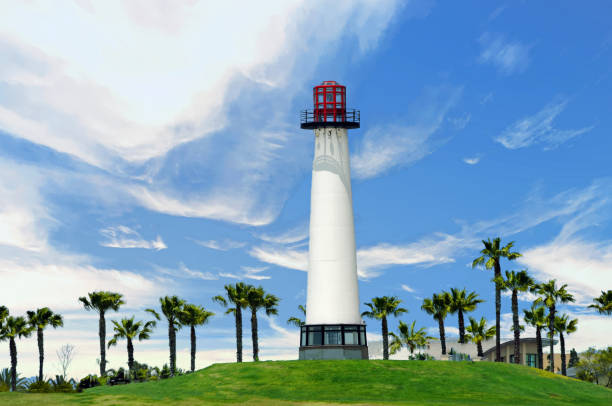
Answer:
(389, 321, 435, 357)
(465, 316, 496, 357)
(588, 290, 612, 315)
(361, 296, 408, 360)
(146, 296, 186, 376)
(246, 286, 279, 361)
(0, 315, 33, 391)
(26, 307, 64, 382)
(213, 283, 251, 363)
(287, 305, 306, 327)
(107, 316, 156, 374)
(523, 303, 547, 369)
(179, 304, 214, 372)
(554, 314, 578, 376)
(421, 292, 451, 355)
(472, 237, 521, 362)
(79, 291, 125, 376)
(447, 288, 483, 343)
(499, 270, 534, 364)
(534, 280, 574, 372)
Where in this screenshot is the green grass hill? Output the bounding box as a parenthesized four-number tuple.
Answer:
(2, 360, 611, 405)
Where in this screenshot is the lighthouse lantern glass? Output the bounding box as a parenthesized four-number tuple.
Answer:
(313, 81, 347, 123)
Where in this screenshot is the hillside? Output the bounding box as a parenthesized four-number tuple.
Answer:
(1, 360, 611, 405)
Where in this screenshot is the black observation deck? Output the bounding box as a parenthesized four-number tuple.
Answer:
(300, 109, 360, 129)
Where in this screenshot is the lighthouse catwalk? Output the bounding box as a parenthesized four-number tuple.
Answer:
(299, 81, 368, 360)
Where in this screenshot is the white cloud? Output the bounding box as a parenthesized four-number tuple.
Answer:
(100, 225, 167, 250)
(448, 113, 471, 130)
(495, 99, 593, 150)
(478, 33, 530, 74)
(401, 284, 415, 293)
(191, 238, 246, 251)
(156, 262, 218, 281)
(219, 266, 272, 281)
(249, 245, 309, 272)
(256, 225, 308, 244)
(463, 156, 481, 165)
(351, 86, 462, 179)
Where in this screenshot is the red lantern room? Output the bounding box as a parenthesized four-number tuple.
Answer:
(300, 81, 359, 129)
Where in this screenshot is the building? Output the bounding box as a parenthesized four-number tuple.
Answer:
(482, 338, 557, 370)
(298, 81, 367, 360)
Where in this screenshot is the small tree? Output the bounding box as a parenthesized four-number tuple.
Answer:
(287, 305, 306, 327)
(568, 348, 579, 368)
(56, 344, 76, 380)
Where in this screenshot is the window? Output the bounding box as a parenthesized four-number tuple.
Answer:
(318, 94, 324, 103)
(326, 93, 333, 102)
(301, 329, 306, 346)
(336, 93, 342, 102)
(308, 326, 322, 346)
(324, 326, 342, 345)
(527, 354, 537, 368)
(510, 354, 514, 363)
(344, 326, 358, 345)
(359, 327, 366, 346)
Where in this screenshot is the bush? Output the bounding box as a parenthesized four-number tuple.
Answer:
(28, 380, 53, 393)
(77, 374, 101, 391)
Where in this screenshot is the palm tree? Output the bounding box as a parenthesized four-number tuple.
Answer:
(107, 316, 156, 374)
(246, 286, 279, 361)
(389, 321, 435, 357)
(421, 292, 451, 355)
(472, 237, 521, 362)
(588, 290, 612, 315)
(499, 270, 534, 364)
(0, 315, 33, 391)
(213, 283, 251, 363)
(523, 303, 547, 369)
(447, 288, 483, 343)
(361, 296, 408, 360)
(146, 296, 186, 376)
(0, 367, 28, 392)
(534, 280, 575, 372)
(554, 314, 578, 376)
(79, 291, 125, 376)
(179, 304, 214, 372)
(26, 307, 64, 382)
(287, 305, 306, 327)
(465, 316, 496, 357)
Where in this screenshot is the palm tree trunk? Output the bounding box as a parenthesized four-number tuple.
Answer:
(494, 259, 501, 362)
(251, 308, 259, 362)
(37, 328, 44, 382)
(536, 326, 543, 369)
(512, 290, 520, 364)
(236, 307, 243, 363)
(382, 316, 389, 360)
(477, 341, 483, 357)
(549, 304, 555, 372)
(438, 318, 446, 355)
(9, 337, 17, 392)
(560, 332, 566, 376)
(99, 311, 106, 376)
(458, 309, 465, 344)
(127, 337, 134, 374)
(190, 325, 196, 372)
(169, 320, 176, 376)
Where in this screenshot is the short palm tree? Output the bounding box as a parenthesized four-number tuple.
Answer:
(107, 316, 156, 374)
(534, 280, 574, 372)
(472, 237, 521, 362)
(588, 290, 612, 315)
(147, 296, 186, 376)
(287, 305, 306, 327)
(554, 314, 578, 376)
(0, 315, 33, 391)
(246, 286, 279, 361)
(361, 296, 408, 360)
(465, 316, 496, 357)
(523, 303, 547, 369)
(389, 321, 435, 357)
(213, 283, 251, 363)
(179, 304, 214, 372)
(421, 292, 451, 355)
(79, 291, 125, 376)
(0, 367, 28, 392)
(447, 288, 483, 343)
(499, 270, 534, 364)
(26, 307, 64, 382)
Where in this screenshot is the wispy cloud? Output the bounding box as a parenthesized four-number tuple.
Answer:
(156, 262, 218, 281)
(478, 33, 530, 74)
(351, 86, 462, 179)
(256, 224, 308, 245)
(191, 238, 246, 251)
(100, 225, 167, 251)
(249, 245, 309, 272)
(463, 156, 481, 165)
(495, 99, 593, 150)
(448, 113, 471, 130)
(220, 266, 272, 281)
(401, 284, 415, 293)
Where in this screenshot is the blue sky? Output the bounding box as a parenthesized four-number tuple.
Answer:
(1, 1, 611, 376)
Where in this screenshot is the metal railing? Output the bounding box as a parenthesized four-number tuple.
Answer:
(300, 109, 360, 125)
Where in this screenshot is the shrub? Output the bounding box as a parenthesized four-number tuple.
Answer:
(77, 374, 101, 391)
(28, 380, 53, 393)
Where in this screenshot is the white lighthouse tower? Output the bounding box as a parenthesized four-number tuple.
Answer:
(299, 81, 368, 360)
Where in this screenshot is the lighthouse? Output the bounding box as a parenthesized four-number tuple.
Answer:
(299, 81, 368, 360)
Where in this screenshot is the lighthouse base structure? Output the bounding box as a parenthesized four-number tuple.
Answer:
(298, 324, 369, 360)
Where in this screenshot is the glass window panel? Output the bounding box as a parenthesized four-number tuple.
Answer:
(344, 331, 358, 345)
(301, 329, 306, 346)
(308, 330, 322, 346)
(336, 93, 342, 102)
(359, 330, 365, 345)
(326, 93, 333, 102)
(318, 94, 324, 103)
(325, 330, 341, 345)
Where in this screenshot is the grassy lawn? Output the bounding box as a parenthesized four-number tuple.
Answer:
(1, 360, 611, 405)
